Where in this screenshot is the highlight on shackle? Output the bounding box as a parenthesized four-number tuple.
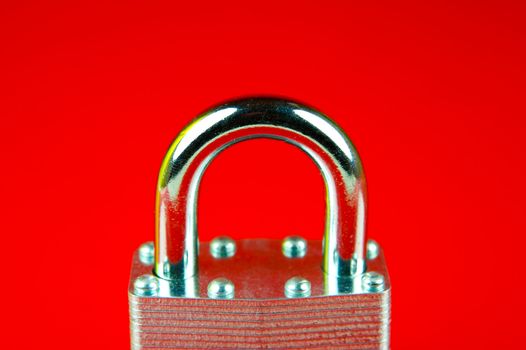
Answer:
(154, 98, 367, 281)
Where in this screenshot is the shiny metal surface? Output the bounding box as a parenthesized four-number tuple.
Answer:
(207, 278, 235, 299)
(209, 236, 236, 259)
(134, 275, 159, 296)
(155, 98, 367, 280)
(129, 98, 390, 348)
(362, 272, 385, 292)
(366, 239, 380, 260)
(284, 276, 312, 298)
(131, 239, 390, 299)
(282, 236, 308, 258)
(138, 242, 154, 265)
(129, 239, 390, 349)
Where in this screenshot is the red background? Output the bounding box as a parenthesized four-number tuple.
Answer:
(2, 1, 525, 349)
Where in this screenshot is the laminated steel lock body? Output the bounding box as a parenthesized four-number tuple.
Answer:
(129, 98, 391, 349)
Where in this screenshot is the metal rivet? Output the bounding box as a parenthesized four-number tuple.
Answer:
(210, 236, 236, 258)
(138, 242, 154, 265)
(207, 278, 235, 299)
(366, 239, 380, 260)
(362, 272, 385, 292)
(282, 236, 307, 258)
(134, 275, 159, 296)
(284, 276, 311, 298)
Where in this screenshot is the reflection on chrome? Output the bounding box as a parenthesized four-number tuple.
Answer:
(154, 98, 368, 281)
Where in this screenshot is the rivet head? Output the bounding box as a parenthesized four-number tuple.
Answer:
(284, 276, 311, 298)
(362, 272, 385, 292)
(282, 236, 307, 258)
(366, 239, 380, 260)
(134, 275, 159, 296)
(138, 241, 155, 265)
(207, 278, 235, 299)
(210, 237, 236, 259)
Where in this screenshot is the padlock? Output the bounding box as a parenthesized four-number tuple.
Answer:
(128, 98, 391, 349)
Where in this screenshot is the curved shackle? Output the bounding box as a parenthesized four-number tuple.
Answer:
(155, 98, 367, 281)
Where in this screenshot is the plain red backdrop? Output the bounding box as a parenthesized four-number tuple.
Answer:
(1, 1, 525, 349)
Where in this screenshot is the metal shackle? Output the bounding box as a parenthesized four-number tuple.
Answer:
(155, 98, 367, 281)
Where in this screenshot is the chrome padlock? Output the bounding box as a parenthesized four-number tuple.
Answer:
(128, 98, 391, 349)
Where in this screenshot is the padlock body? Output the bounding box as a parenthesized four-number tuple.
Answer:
(129, 239, 390, 349)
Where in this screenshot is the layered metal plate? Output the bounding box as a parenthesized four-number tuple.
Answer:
(129, 239, 390, 349)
